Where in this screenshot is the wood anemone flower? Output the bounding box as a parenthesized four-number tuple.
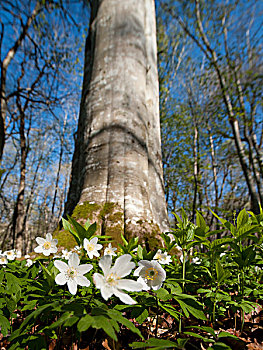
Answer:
(34, 233, 58, 257)
(93, 254, 143, 304)
(54, 252, 93, 295)
(134, 260, 166, 290)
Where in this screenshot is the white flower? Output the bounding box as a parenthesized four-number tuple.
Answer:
(62, 249, 72, 260)
(93, 254, 143, 304)
(53, 254, 61, 259)
(192, 257, 201, 265)
(134, 260, 166, 290)
(16, 250, 22, 258)
(104, 243, 117, 257)
(34, 233, 58, 256)
(0, 255, 8, 265)
(153, 249, 172, 265)
(26, 259, 33, 267)
(24, 254, 30, 259)
(74, 245, 81, 252)
(54, 252, 93, 295)
(83, 237, 102, 259)
(4, 249, 16, 260)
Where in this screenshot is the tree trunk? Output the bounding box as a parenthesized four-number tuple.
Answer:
(64, 0, 169, 244)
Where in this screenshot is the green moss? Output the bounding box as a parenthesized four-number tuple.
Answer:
(72, 201, 101, 221)
(55, 201, 162, 250)
(108, 211, 123, 222)
(99, 202, 115, 218)
(104, 224, 124, 245)
(53, 229, 78, 250)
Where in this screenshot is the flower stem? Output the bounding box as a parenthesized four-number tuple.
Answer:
(155, 294, 159, 338)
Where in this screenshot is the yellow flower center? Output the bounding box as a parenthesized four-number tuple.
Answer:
(67, 267, 77, 279)
(87, 244, 95, 252)
(43, 241, 51, 250)
(145, 268, 158, 281)
(106, 273, 119, 286)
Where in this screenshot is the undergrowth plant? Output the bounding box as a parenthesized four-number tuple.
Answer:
(0, 208, 262, 349)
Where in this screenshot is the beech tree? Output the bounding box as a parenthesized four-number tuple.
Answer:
(64, 0, 169, 243)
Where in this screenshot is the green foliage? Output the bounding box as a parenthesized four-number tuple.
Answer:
(1, 208, 263, 348)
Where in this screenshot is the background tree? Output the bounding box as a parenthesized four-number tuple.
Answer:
(158, 0, 263, 224)
(0, 0, 88, 252)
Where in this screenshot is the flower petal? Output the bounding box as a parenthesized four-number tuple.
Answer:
(52, 239, 58, 245)
(49, 246, 58, 254)
(113, 288, 137, 304)
(36, 237, 45, 245)
(55, 273, 67, 285)
(83, 238, 89, 250)
(137, 276, 150, 291)
(34, 246, 43, 253)
(116, 279, 143, 292)
(100, 285, 113, 301)
(133, 265, 143, 276)
(137, 260, 153, 269)
(112, 254, 135, 278)
(54, 260, 68, 272)
(152, 283, 163, 290)
(77, 264, 93, 275)
(86, 251, 93, 259)
(93, 273, 105, 289)
(75, 275, 90, 287)
(67, 279, 77, 295)
(69, 252, 79, 267)
(46, 233, 53, 241)
(90, 237, 98, 244)
(42, 249, 51, 256)
(99, 255, 112, 276)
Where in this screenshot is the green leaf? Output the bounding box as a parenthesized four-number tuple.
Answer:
(130, 338, 180, 349)
(184, 331, 212, 342)
(209, 342, 232, 350)
(67, 215, 88, 244)
(175, 295, 207, 320)
(62, 217, 80, 245)
(155, 288, 170, 300)
(39, 262, 54, 288)
(216, 260, 228, 284)
(160, 304, 180, 320)
(5, 272, 21, 294)
(196, 211, 209, 233)
(0, 314, 10, 336)
(49, 312, 73, 329)
(237, 209, 249, 230)
(87, 222, 97, 238)
(109, 309, 144, 339)
(77, 314, 94, 332)
(15, 301, 60, 336)
(217, 331, 239, 339)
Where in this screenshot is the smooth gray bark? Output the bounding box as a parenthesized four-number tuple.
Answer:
(65, 0, 169, 240)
